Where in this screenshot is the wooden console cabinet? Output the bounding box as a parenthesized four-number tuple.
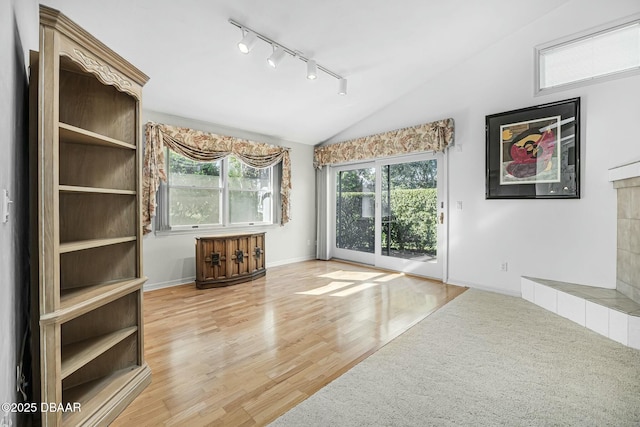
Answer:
(195, 233, 266, 288)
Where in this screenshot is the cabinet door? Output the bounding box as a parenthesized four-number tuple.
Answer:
(250, 233, 265, 273)
(227, 236, 250, 278)
(197, 238, 227, 282)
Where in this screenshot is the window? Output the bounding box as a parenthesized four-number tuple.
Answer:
(227, 157, 273, 224)
(336, 166, 376, 253)
(536, 18, 640, 93)
(158, 149, 275, 231)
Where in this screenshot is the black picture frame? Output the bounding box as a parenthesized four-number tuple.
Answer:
(485, 98, 580, 199)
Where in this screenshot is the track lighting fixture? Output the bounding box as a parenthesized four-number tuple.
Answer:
(237, 30, 257, 54)
(267, 45, 287, 68)
(338, 78, 347, 95)
(230, 19, 347, 95)
(306, 59, 317, 80)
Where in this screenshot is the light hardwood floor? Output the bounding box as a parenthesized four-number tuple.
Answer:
(112, 260, 466, 426)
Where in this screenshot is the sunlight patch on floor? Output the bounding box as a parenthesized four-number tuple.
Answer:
(374, 273, 405, 282)
(319, 270, 385, 281)
(296, 281, 355, 296)
(330, 282, 380, 297)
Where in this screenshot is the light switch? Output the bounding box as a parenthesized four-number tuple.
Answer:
(2, 189, 13, 223)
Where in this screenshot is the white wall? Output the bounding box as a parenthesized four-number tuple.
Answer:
(327, 0, 640, 295)
(0, 0, 37, 424)
(142, 111, 317, 289)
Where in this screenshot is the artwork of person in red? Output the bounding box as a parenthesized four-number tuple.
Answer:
(504, 126, 556, 178)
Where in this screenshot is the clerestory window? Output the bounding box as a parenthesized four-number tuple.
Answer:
(536, 17, 640, 94)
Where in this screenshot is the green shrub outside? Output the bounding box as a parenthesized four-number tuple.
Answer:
(336, 192, 375, 252)
(337, 188, 437, 255)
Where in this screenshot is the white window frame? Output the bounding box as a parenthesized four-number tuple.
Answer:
(156, 148, 277, 233)
(535, 13, 640, 96)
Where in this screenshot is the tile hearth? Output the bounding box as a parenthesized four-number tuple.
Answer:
(522, 277, 640, 349)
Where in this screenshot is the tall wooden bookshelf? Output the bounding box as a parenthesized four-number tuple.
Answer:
(29, 6, 151, 426)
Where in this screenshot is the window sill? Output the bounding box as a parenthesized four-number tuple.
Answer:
(152, 223, 280, 237)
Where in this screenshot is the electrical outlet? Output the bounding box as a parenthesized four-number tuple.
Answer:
(500, 262, 508, 272)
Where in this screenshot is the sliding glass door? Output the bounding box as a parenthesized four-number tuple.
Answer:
(333, 164, 376, 265)
(376, 155, 443, 277)
(332, 153, 445, 279)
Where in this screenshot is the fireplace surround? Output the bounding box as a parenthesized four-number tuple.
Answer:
(611, 161, 640, 304)
(520, 160, 640, 350)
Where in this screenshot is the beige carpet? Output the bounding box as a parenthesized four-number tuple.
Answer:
(270, 289, 640, 426)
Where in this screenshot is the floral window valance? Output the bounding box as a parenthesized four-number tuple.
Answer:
(313, 118, 454, 168)
(143, 122, 291, 233)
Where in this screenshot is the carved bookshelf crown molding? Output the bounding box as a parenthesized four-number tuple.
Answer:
(40, 5, 149, 87)
(65, 48, 137, 97)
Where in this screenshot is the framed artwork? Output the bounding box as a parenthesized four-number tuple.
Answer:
(485, 98, 580, 199)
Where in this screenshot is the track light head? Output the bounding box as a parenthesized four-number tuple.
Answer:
(238, 30, 257, 54)
(267, 45, 287, 68)
(338, 78, 347, 95)
(307, 59, 318, 80)
(229, 19, 346, 95)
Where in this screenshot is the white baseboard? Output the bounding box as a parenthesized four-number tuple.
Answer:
(143, 256, 316, 292)
(266, 255, 316, 268)
(446, 278, 521, 298)
(144, 276, 195, 292)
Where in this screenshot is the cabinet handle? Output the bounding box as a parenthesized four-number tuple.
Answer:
(208, 252, 221, 266)
(232, 250, 245, 263)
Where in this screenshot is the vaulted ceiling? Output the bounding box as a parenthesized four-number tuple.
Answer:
(42, 0, 570, 144)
